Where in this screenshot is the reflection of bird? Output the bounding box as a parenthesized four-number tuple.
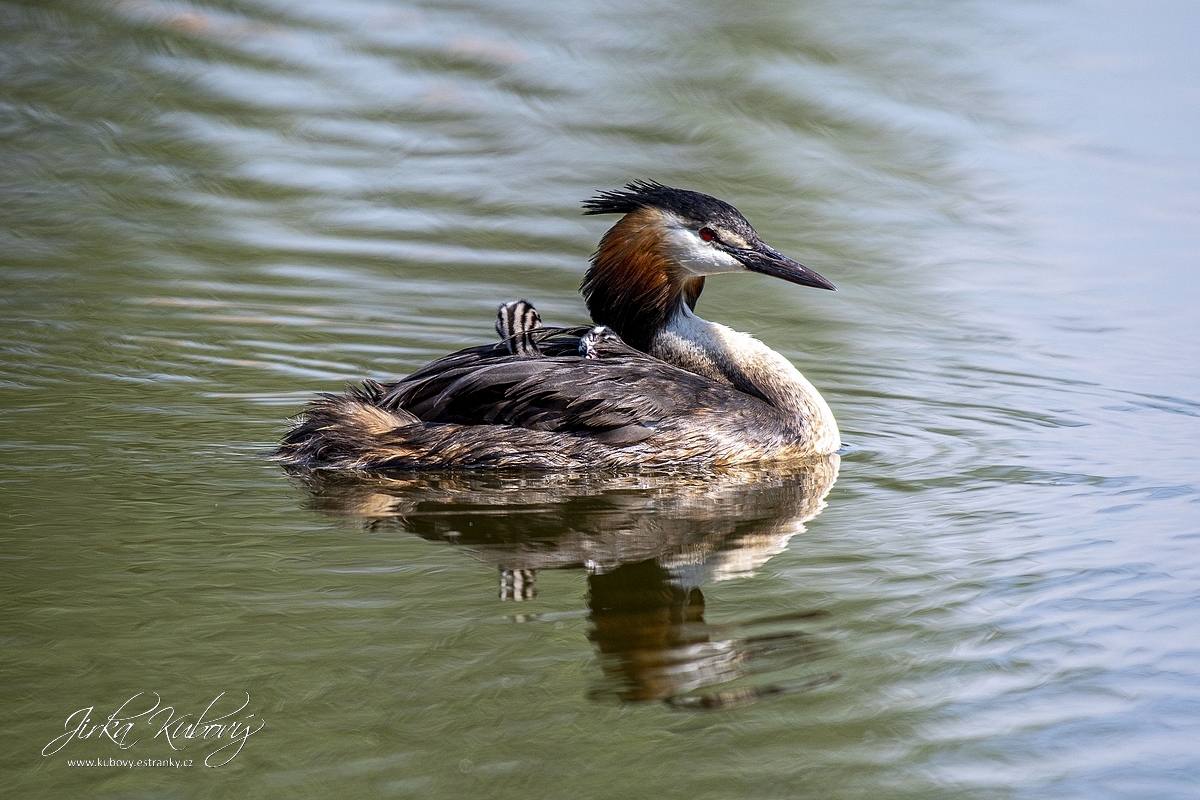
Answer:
(276, 182, 840, 471)
(587, 560, 835, 706)
(298, 462, 841, 706)
(302, 459, 841, 584)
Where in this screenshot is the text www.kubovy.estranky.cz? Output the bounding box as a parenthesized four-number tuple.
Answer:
(66, 758, 193, 768)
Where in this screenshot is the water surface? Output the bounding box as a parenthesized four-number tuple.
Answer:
(2, 0, 1199, 797)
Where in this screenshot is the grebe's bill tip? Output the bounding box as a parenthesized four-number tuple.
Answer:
(736, 246, 837, 292)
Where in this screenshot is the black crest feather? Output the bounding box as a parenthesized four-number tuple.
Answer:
(582, 180, 670, 215)
(582, 181, 745, 225)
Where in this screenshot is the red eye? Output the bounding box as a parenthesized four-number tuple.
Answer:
(698, 227, 716, 242)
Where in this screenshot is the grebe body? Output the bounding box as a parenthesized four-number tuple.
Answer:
(276, 182, 840, 472)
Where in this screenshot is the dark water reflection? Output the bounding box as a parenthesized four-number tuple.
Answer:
(299, 459, 838, 705)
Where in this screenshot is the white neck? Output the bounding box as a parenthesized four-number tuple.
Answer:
(649, 304, 840, 454)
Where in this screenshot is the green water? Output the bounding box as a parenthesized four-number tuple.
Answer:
(3, 0, 1199, 797)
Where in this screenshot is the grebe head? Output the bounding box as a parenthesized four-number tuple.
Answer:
(581, 181, 835, 351)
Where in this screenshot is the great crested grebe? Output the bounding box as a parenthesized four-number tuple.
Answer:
(275, 182, 840, 472)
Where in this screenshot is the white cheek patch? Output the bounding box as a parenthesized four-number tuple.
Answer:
(723, 232, 750, 250)
(663, 222, 746, 276)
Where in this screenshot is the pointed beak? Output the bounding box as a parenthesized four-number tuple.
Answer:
(736, 245, 837, 292)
